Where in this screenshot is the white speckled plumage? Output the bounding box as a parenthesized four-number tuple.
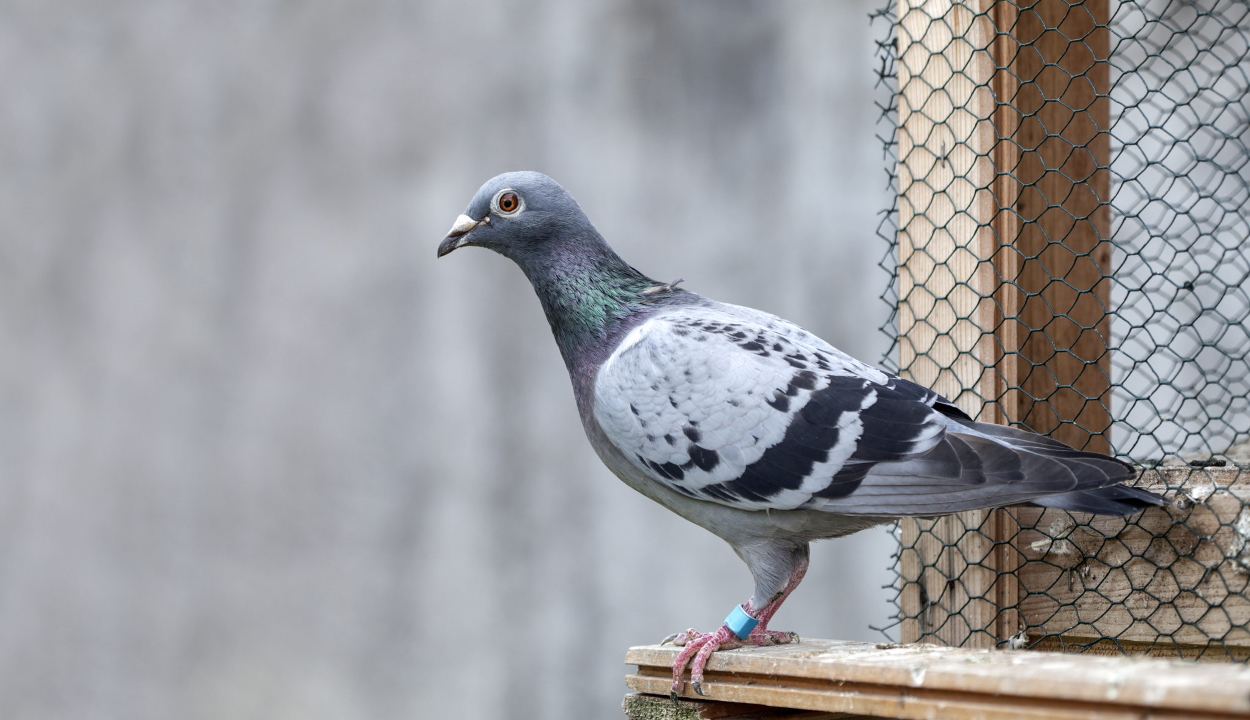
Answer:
(593, 303, 941, 511)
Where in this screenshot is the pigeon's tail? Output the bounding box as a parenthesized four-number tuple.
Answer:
(812, 415, 1167, 517)
(1031, 485, 1167, 516)
(947, 417, 1165, 516)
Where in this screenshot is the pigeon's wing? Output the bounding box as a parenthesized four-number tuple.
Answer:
(593, 303, 1141, 515)
(716, 302, 972, 422)
(592, 304, 951, 511)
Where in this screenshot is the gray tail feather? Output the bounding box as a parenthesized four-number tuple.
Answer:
(1030, 485, 1167, 516)
(950, 417, 1166, 516)
(820, 417, 1168, 517)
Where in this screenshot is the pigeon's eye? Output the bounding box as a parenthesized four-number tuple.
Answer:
(494, 190, 522, 215)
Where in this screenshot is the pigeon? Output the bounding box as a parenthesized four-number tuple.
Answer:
(436, 171, 1165, 696)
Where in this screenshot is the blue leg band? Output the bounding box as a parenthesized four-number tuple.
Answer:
(724, 604, 759, 639)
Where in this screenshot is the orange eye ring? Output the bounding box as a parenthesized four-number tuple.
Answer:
(496, 191, 521, 214)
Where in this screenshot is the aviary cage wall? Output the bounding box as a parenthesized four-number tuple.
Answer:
(875, 0, 1250, 659)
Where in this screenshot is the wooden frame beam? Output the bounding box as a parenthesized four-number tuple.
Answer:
(893, 0, 1116, 649)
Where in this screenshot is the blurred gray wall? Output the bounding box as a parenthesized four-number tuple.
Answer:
(0, 1, 893, 719)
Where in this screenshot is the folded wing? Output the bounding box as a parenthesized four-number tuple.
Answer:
(593, 303, 1158, 516)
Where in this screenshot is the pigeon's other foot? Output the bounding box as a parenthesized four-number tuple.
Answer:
(748, 627, 799, 645)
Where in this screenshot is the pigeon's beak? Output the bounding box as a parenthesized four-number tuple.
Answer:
(437, 214, 486, 258)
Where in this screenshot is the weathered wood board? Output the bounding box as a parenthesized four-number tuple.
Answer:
(622, 693, 860, 720)
(1015, 467, 1250, 658)
(626, 638, 1250, 720)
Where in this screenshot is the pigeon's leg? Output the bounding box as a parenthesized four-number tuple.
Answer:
(669, 541, 810, 696)
(743, 548, 809, 645)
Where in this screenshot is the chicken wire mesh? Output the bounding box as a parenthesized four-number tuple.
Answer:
(872, 0, 1250, 659)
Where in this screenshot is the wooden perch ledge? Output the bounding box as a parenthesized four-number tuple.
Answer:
(624, 639, 1250, 720)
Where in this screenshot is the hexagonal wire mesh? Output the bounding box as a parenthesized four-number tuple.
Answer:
(872, 0, 1250, 659)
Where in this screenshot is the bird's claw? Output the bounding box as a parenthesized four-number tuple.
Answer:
(665, 628, 698, 648)
(666, 621, 799, 695)
(748, 627, 799, 646)
(668, 625, 739, 695)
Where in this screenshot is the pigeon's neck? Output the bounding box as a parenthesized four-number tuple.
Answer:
(521, 241, 661, 366)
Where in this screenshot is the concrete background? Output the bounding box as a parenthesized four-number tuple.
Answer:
(0, 1, 894, 718)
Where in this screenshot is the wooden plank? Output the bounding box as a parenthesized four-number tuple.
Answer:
(986, 0, 1023, 433)
(894, 0, 999, 417)
(895, 510, 1021, 649)
(893, 0, 1115, 438)
(893, 0, 1003, 649)
(893, 0, 1121, 648)
(1000, 0, 1114, 454)
(621, 693, 859, 720)
(626, 639, 1250, 719)
(1015, 467, 1250, 657)
(989, 507, 1023, 644)
(894, 519, 928, 644)
(627, 676, 1145, 720)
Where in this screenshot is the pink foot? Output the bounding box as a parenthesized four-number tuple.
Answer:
(664, 554, 808, 696)
(747, 626, 799, 646)
(668, 625, 741, 695)
(665, 623, 799, 695)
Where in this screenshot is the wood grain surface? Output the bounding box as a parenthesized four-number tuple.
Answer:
(627, 638, 1250, 719)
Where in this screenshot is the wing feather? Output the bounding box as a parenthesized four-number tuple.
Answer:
(593, 302, 1149, 516)
(594, 304, 947, 510)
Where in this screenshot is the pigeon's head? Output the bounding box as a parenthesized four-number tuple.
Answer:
(437, 171, 593, 264)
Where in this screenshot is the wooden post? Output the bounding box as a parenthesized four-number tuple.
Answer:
(894, 0, 998, 419)
(893, 0, 1112, 648)
(894, 0, 1005, 650)
(999, 0, 1114, 455)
